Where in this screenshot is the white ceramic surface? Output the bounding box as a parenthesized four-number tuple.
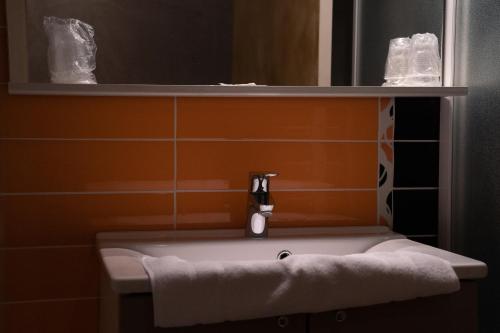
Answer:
(97, 226, 487, 294)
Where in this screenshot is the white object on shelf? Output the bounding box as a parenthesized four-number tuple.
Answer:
(43, 16, 97, 84)
(384, 33, 442, 87)
(383, 37, 411, 86)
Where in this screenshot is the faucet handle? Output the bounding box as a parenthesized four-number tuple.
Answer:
(264, 173, 278, 178)
(250, 172, 279, 193)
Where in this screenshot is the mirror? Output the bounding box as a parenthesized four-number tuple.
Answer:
(6, 0, 444, 87)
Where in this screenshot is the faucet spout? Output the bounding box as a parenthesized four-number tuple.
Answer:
(246, 172, 278, 238)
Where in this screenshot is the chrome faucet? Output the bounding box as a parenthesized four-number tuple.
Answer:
(246, 172, 278, 238)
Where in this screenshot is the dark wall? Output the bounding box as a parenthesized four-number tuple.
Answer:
(331, 0, 353, 86)
(453, 1, 500, 332)
(26, 0, 233, 84)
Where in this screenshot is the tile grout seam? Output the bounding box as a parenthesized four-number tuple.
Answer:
(1, 297, 101, 305)
(0, 138, 374, 143)
(0, 191, 176, 196)
(0, 138, 439, 143)
(0, 188, 384, 197)
(1, 244, 95, 250)
(392, 99, 397, 228)
(173, 97, 178, 230)
(405, 234, 439, 238)
(377, 97, 381, 225)
(393, 187, 439, 190)
(0, 188, 444, 197)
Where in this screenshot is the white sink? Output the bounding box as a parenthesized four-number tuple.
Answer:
(97, 226, 487, 294)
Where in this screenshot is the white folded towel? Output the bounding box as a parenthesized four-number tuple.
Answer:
(142, 251, 459, 328)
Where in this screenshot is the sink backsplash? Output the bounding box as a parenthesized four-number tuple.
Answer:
(1, 94, 439, 236)
(0, 88, 440, 332)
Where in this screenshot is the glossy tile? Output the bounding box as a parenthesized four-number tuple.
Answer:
(3, 299, 99, 333)
(177, 97, 378, 140)
(176, 191, 377, 229)
(0, 193, 174, 247)
(0, 141, 174, 192)
(0, 29, 7, 83)
(270, 191, 377, 227)
(177, 192, 247, 229)
(395, 97, 440, 140)
(394, 142, 439, 187)
(0, 89, 174, 138)
(2, 247, 99, 302)
(177, 142, 377, 190)
(393, 189, 438, 235)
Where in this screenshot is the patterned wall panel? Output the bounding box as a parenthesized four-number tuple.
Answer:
(378, 98, 394, 227)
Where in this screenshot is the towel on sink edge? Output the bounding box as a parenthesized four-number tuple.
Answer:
(141, 251, 459, 328)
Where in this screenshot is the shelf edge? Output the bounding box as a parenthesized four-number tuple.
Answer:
(8, 83, 468, 97)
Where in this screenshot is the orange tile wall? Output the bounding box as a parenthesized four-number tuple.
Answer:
(0, 4, 380, 332)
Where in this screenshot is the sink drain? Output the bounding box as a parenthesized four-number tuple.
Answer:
(277, 250, 292, 260)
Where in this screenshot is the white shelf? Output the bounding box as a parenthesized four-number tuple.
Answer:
(8, 83, 467, 97)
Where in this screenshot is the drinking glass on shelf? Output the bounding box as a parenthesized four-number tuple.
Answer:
(405, 33, 441, 86)
(383, 37, 411, 87)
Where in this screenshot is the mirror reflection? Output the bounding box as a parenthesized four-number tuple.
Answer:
(14, 0, 444, 86)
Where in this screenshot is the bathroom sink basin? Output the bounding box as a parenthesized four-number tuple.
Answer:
(97, 226, 487, 294)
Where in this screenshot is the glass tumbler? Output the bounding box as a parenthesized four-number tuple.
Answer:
(383, 37, 411, 86)
(406, 33, 441, 86)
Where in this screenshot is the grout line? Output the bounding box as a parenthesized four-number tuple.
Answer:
(391, 140, 440, 143)
(0, 138, 377, 143)
(0, 138, 175, 142)
(377, 97, 381, 225)
(177, 188, 377, 193)
(273, 188, 377, 192)
(1, 297, 101, 305)
(391, 98, 395, 228)
(0, 138, 440, 143)
(393, 187, 439, 191)
(177, 138, 378, 143)
(0, 190, 175, 196)
(176, 189, 247, 193)
(0, 188, 378, 196)
(173, 97, 178, 230)
(1, 244, 94, 250)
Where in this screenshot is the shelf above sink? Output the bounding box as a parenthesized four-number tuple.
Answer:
(8, 83, 468, 97)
